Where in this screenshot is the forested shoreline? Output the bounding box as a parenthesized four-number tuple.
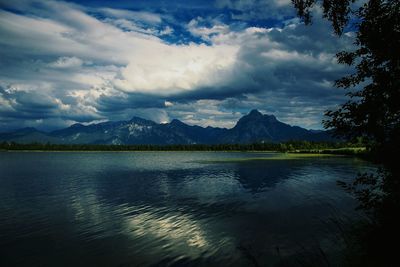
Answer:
(0, 141, 364, 154)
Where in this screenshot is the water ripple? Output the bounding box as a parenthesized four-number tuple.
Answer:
(0, 151, 377, 266)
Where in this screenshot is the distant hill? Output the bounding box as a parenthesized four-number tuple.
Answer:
(0, 110, 335, 144)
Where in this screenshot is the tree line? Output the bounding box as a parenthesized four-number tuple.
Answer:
(0, 140, 361, 152)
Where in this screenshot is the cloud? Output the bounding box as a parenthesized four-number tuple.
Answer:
(113, 43, 238, 94)
(162, 99, 243, 128)
(187, 17, 231, 41)
(0, 0, 354, 131)
(0, 1, 239, 94)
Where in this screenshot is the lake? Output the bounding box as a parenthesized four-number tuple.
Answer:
(0, 152, 375, 266)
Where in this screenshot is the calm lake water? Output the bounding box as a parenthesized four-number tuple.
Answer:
(0, 152, 376, 266)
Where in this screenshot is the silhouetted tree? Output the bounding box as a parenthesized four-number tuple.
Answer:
(292, 0, 400, 265)
(292, 0, 400, 154)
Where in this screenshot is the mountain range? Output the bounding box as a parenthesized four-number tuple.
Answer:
(0, 110, 334, 145)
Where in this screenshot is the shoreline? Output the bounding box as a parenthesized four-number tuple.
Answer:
(0, 148, 365, 157)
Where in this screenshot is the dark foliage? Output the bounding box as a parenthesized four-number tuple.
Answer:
(293, 0, 400, 266)
(292, 0, 400, 153)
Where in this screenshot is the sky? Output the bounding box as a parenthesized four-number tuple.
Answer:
(0, 0, 355, 131)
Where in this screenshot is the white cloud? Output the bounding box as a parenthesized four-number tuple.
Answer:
(113, 43, 238, 94)
(159, 26, 174, 35)
(164, 101, 174, 107)
(187, 17, 230, 41)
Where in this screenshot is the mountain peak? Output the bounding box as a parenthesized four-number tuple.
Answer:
(130, 116, 144, 121)
(70, 123, 84, 128)
(170, 119, 186, 126)
(248, 109, 262, 116)
(265, 114, 277, 121)
(234, 109, 279, 132)
(0, 110, 335, 144)
(247, 110, 276, 121)
(129, 116, 155, 125)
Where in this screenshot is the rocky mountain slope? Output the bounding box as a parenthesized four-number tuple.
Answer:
(0, 110, 334, 144)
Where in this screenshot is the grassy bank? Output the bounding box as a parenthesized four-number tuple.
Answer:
(290, 147, 367, 155)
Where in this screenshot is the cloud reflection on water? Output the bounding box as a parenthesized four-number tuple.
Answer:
(127, 209, 208, 248)
(0, 152, 377, 266)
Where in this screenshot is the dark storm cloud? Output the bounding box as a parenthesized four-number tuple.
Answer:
(166, 18, 352, 117)
(96, 93, 166, 113)
(0, 85, 101, 125)
(0, 85, 57, 119)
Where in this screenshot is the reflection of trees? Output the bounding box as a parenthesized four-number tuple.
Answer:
(95, 160, 302, 202)
(232, 161, 300, 193)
